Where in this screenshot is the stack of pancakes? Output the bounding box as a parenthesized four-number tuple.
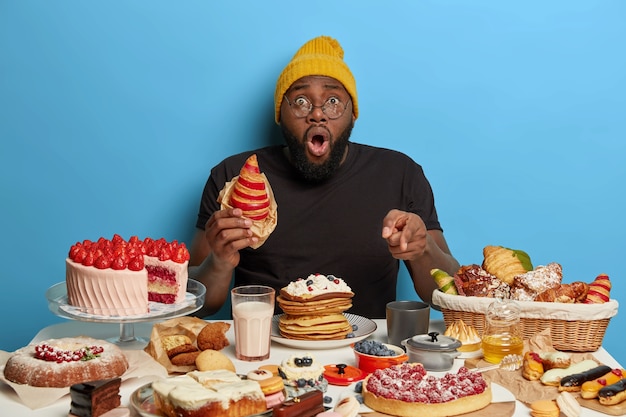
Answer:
(277, 275, 354, 340)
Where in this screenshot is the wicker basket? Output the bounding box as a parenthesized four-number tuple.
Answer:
(432, 290, 619, 352)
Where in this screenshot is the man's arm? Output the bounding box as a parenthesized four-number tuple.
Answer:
(404, 229, 459, 305)
(188, 229, 234, 317)
(188, 207, 259, 317)
(382, 209, 460, 305)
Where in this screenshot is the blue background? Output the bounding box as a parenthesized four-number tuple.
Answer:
(1, 1, 624, 364)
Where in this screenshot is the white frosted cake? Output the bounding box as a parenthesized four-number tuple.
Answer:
(151, 370, 266, 417)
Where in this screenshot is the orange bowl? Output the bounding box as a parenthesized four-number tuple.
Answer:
(352, 342, 408, 374)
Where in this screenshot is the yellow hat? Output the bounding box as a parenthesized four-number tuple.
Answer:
(274, 36, 358, 124)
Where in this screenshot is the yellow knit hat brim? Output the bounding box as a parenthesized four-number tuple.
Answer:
(274, 36, 358, 124)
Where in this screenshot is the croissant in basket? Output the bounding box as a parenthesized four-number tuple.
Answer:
(482, 245, 533, 285)
(535, 282, 589, 303)
(584, 274, 612, 303)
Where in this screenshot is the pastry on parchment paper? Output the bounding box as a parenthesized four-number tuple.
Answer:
(218, 154, 277, 249)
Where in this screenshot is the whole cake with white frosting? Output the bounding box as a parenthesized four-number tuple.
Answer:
(277, 274, 355, 340)
(66, 234, 189, 316)
(151, 370, 266, 417)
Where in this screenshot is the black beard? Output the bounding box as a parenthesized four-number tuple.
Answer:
(281, 123, 353, 183)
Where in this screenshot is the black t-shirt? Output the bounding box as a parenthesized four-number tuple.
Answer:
(196, 143, 442, 318)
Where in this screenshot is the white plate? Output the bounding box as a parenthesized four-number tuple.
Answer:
(271, 313, 377, 349)
(458, 348, 484, 359)
(491, 381, 515, 403)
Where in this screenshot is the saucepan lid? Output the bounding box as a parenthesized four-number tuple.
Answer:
(404, 331, 461, 351)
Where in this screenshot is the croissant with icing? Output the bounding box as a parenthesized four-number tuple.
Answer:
(218, 154, 278, 248)
(229, 154, 271, 220)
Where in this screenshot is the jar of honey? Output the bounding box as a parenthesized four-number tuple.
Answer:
(481, 298, 524, 364)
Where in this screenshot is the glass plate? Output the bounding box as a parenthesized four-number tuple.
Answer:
(130, 383, 273, 417)
(271, 313, 377, 349)
(45, 279, 206, 323)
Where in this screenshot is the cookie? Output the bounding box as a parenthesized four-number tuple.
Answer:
(170, 350, 201, 366)
(161, 335, 192, 353)
(197, 322, 231, 351)
(166, 343, 198, 360)
(195, 349, 236, 372)
(334, 396, 360, 417)
(529, 399, 559, 417)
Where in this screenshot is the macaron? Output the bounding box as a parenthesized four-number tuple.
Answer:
(316, 412, 343, 417)
(246, 369, 273, 381)
(556, 391, 581, 417)
(257, 375, 284, 395)
(529, 399, 560, 417)
(264, 390, 286, 408)
(259, 364, 281, 376)
(333, 396, 360, 417)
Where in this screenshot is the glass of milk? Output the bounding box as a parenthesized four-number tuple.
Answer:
(231, 285, 275, 361)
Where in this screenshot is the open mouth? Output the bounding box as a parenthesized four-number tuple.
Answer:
(306, 128, 330, 157)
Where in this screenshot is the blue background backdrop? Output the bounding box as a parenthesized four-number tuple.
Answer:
(1, 1, 624, 364)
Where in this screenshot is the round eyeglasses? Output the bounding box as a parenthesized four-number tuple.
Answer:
(283, 95, 351, 119)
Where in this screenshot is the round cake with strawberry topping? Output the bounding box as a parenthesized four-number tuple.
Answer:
(3, 336, 128, 388)
(362, 363, 492, 417)
(66, 234, 189, 316)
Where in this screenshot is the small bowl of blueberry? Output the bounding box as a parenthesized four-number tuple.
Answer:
(352, 340, 408, 374)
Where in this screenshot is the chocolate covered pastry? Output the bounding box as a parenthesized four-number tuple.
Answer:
(453, 264, 510, 298)
(272, 390, 325, 417)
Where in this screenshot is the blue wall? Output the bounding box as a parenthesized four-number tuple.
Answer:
(1, 1, 624, 364)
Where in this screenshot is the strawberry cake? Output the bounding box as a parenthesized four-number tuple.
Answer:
(66, 235, 189, 316)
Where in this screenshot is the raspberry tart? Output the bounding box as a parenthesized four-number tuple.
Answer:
(3, 336, 128, 388)
(66, 234, 189, 316)
(362, 363, 492, 417)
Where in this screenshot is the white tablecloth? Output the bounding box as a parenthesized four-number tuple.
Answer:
(0, 319, 621, 416)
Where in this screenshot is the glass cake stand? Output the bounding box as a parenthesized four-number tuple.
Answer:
(45, 279, 206, 349)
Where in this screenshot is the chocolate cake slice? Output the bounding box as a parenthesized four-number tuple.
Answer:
(69, 377, 121, 417)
